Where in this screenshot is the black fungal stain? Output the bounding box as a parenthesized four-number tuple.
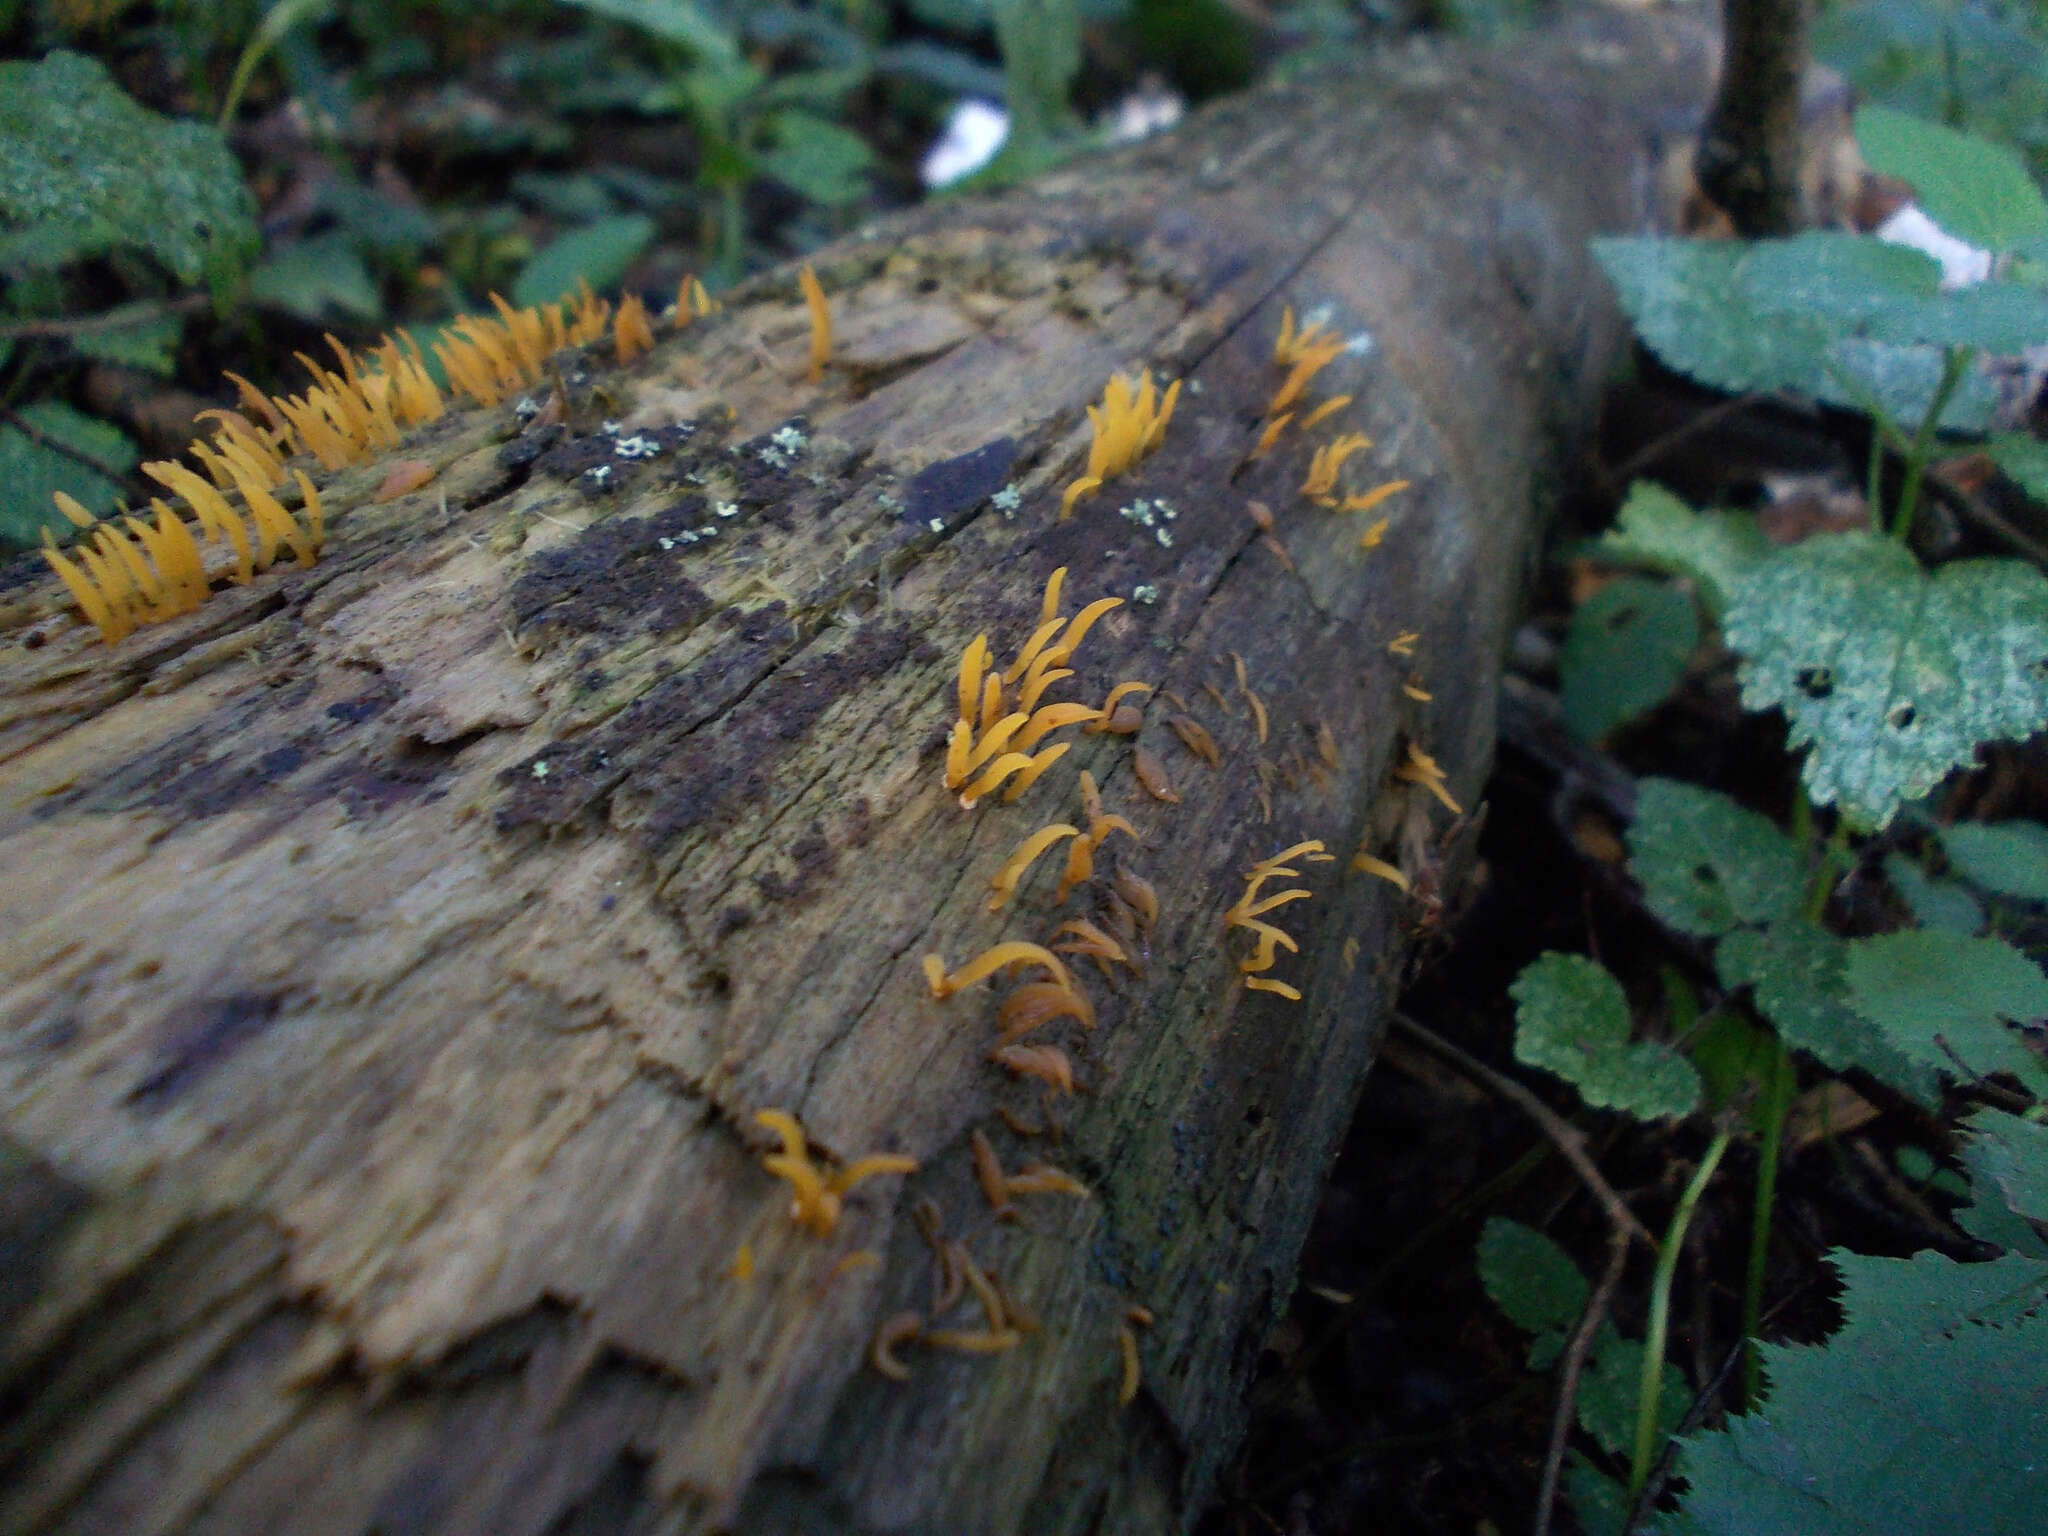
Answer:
(508, 498, 716, 641)
(904, 437, 1017, 527)
(127, 993, 285, 1109)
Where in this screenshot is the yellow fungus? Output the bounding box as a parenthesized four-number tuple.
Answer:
(1297, 394, 1352, 432)
(1249, 412, 1292, 459)
(800, 264, 831, 383)
(1043, 596, 1122, 666)
(1353, 851, 1412, 892)
(1359, 516, 1391, 550)
(1403, 681, 1432, 701)
(923, 1328, 1022, 1354)
(988, 823, 1082, 912)
(997, 741, 1070, 803)
(1340, 479, 1409, 516)
(1060, 475, 1103, 520)
(924, 942, 1073, 999)
(1388, 630, 1420, 657)
(1394, 742, 1463, 814)
(1300, 432, 1373, 499)
(872, 1312, 922, 1380)
(1117, 1323, 1142, 1406)
(1061, 370, 1178, 520)
(1245, 977, 1303, 1000)
(988, 1043, 1077, 1095)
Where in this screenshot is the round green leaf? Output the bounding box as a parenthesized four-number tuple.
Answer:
(1511, 952, 1702, 1120)
(1476, 1216, 1587, 1335)
(1627, 778, 1806, 938)
(1560, 575, 1698, 741)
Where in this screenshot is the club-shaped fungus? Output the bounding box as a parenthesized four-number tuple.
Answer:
(1060, 371, 1180, 520)
(988, 823, 1082, 911)
(871, 1312, 923, 1381)
(614, 293, 656, 362)
(1339, 479, 1409, 515)
(754, 1109, 917, 1238)
(989, 1042, 1078, 1095)
(800, 264, 832, 383)
(1352, 849, 1412, 892)
(1388, 630, 1420, 657)
(1359, 516, 1391, 550)
(1394, 743, 1463, 814)
(923, 941, 1075, 1000)
(1132, 747, 1179, 804)
(1297, 395, 1351, 432)
(1300, 433, 1373, 501)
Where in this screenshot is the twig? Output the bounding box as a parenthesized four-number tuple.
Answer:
(1390, 1012, 1655, 1249)
(0, 292, 209, 342)
(1534, 1225, 1630, 1536)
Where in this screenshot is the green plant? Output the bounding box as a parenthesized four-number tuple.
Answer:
(0, 50, 260, 548)
(1489, 104, 2048, 1534)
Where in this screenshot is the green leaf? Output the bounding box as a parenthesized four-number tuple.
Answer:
(1560, 576, 1697, 740)
(1476, 1217, 1587, 1334)
(0, 52, 259, 287)
(759, 110, 875, 207)
(1846, 930, 2048, 1093)
(561, 0, 740, 63)
(1576, 1323, 1689, 1459)
(1596, 482, 1769, 618)
(1856, 105, 2048, 252)
(249, 233, 382, 323)
(1882, 851, 1985, 934)
(1715, 918, 1937, 1101)
(1989, 434, 2048, 505)
(1668, 1248, 2048, 1535)
(1593, 234, 2003, 432)
(1941, 819, 2048, 900)
(0, 401, 138, 552)
(1957, 1107, 2048, 1260)
(1723, 532, 2048, 829)
(69, 310, 185, 377)
(1627, 779, 1806, 938)
(1565, 1455, 1632, 1536)
(1690, 1009, 1779, 1132)
(510, 214, 656, 310)
(1511, 952, 1702, 1119)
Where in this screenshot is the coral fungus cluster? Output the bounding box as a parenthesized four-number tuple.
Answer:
(1061, 370, 1181, 519)
(40, 276, 701, 646)
(1225, 839, 1335, 1001)
(942, 566, 1143, 807)
(754, 1109, 917, 1238)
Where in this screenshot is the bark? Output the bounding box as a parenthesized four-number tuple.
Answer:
(0, 11, 1711, 1534)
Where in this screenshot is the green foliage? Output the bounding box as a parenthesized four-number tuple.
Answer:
(1592, 233, 2007, 431)
(562, 0, 741, 62)
(1510, 953, 1702, 1119)
(1560, 576, 1698, 740)
(249, 231, 383, 322)
(1940, 819, 2048, 900)
(510, 214, 657, 309)
(1477, 1216, 1587, 1337)
(0, 51, 259, 288)
(1627, 779, 1806, 938)
(758, 110, 877, 207)
(1855, 104, 2048, 251)
(0, 402, 139, 549)
(1714, 918, 1939, 1101)
(1665, 1248, 2048, 1535)
(1845, 930, 2048, 1093)
(1722, 532, 2048, 829)
(1595, 482, 1768, 618)
(1816, 0, 2048, 184)
(69, 311, 186, 377)
(1576, 1325, 1689, 1459)
(1882, 850, 1986, 933)
(1957, 1107, 2048, 1258)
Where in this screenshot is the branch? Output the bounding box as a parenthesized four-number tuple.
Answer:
(1695, 0, 1811, 236)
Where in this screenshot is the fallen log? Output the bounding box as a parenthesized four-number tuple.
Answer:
(0, 10, 1713, 1533)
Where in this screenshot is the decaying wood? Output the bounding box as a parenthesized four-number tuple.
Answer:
(0, 12, 1712, 1534)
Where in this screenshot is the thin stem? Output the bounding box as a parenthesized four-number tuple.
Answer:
(1866, 420, 1886, 536)
(1890, 345, 1971, 542)
(1740, 1040, 1794, 1408)
(1629, 1128, 1732, 1510)
(1534, 1226, 1630, 1536)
